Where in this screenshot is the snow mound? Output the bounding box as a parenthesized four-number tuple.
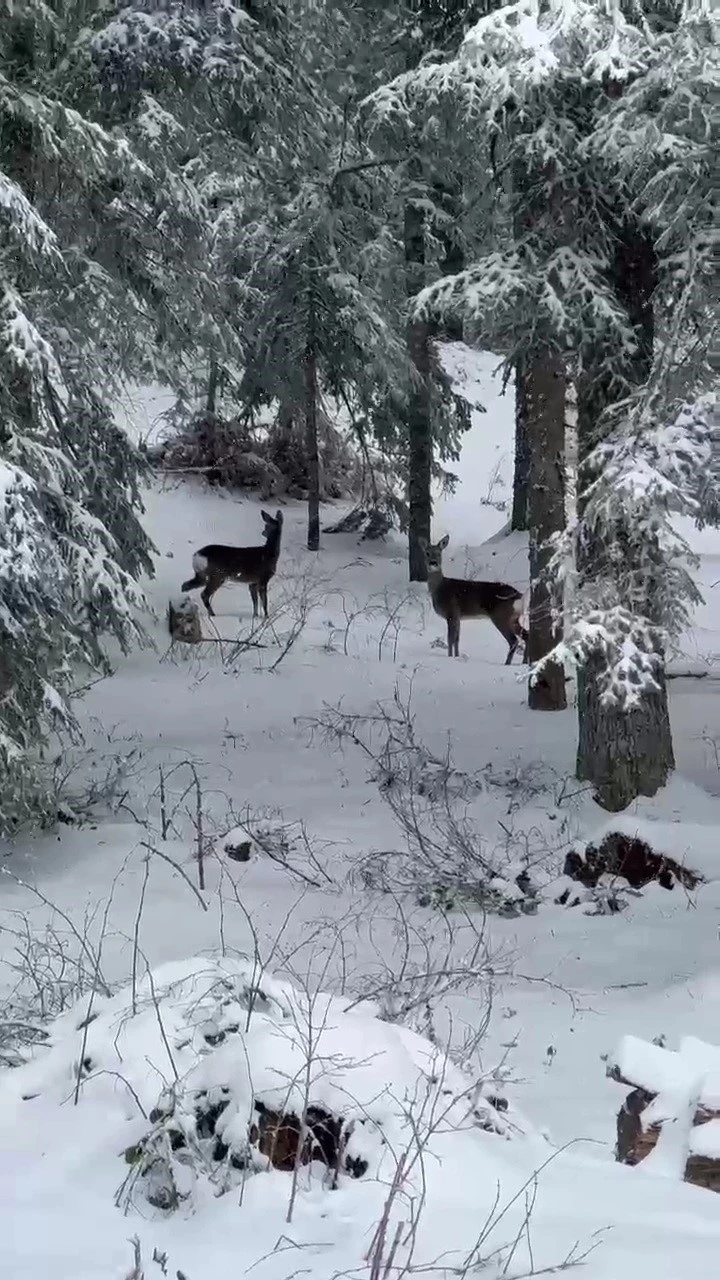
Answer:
(2, 955, 522, 1214)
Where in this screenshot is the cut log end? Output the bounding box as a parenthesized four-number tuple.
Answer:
(167, 597, 203, 644)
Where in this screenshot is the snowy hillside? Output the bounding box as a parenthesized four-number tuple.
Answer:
(1, 347, 719, 1280)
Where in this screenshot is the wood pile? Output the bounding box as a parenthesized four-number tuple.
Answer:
(608, 1034, 720, 1192)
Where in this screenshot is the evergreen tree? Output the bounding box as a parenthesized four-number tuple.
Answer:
(362, 0, 495, 579)
(0, 0, 164, 830)
(569, 0, 717, 806)
(0, 0, 297, 829)
(370, 1, 716, 792)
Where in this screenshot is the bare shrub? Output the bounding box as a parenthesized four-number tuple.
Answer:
(0, 875, 117, 1068)
(304, 687, 541, 914)
(50, 732, 146, 825)
(217, 806, 333, 889)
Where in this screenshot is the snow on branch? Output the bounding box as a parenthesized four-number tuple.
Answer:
(0, 170, 60, 262)
(413, 248, 634, 357)
(585, 400, 713, 528)
(89, 3, 262, 86)
(534, 399, 714, 706)
(0, 70, 141, 182)
(1, 287, 65, 399)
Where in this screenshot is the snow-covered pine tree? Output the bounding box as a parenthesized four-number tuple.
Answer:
(364, 0, 496, 580)
(206, 0, 468, 549)
(369, 1, 715, 781)
(73, 0, 292, 397)
(0, 0, 155, 830)
(568, 0, 718, 807)
(369, 2, 640, 710)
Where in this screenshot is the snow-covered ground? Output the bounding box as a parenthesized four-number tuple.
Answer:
(1, 347, 719, 1279)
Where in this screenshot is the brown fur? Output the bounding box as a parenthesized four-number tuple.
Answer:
(421, 535, 528, 662)
(182, 509, 283, 618)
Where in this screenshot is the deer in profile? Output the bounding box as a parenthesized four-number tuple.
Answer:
(182, 509, 283, 618)
(420, 534, 528, 663)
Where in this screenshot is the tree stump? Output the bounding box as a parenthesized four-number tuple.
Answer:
(167, 597, 202, 644)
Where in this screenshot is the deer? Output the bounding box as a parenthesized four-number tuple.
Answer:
(181, 509, 283, 619)
(420, 534, 528, 663)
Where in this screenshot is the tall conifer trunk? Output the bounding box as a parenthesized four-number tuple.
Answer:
(404, 190, 433, 582)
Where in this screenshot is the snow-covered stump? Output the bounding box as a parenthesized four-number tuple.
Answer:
(608, 1035, 720, 1193)
(167, 597, 202, 644)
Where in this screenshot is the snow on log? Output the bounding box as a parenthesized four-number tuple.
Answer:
(609, 1034, 720, 1192)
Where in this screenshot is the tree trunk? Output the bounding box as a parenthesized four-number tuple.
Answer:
(404, 195, 433, 582)
(575, 221, 673, 806)
(525, 353, 567, 711)
(511, 356, 529, 532)
(576, 659, 673, 811)
(304, 334, 320, 553)
(206, 359, 219, 414)
(433, 176, 464, 343)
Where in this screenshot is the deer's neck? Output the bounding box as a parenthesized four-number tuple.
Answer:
(265, 529, 282, 562)
(426, 568, 443, 593)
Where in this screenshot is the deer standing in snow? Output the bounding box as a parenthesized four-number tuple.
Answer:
(420, 534, 528, 663)
(182, 509, 283, 618)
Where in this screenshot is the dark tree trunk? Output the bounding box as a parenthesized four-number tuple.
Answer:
(206, 359, 219, 414)
(510, 155, 565, 706)
(525, 353, 567, 711)
(576, 658, 673, 811)
(511, 356, 529, 532)
(575, 222, 673, 807)
(404, 194, 433, 582)
(433, 177, 464, 343)
(304, 326, 320, 553)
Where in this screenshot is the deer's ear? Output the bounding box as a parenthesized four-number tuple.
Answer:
(275, 510, 283, 523)
(438, 534, 450, 551)
(418, 537, 428, 551)
(261, 509, 272, 522)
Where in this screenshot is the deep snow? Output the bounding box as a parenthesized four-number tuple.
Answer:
(1, 347, 719, 1279)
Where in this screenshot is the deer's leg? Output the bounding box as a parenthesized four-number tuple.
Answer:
(259, 584, 268, 618)
(448, 615, 460, 657)
(249, 583, 259, 618)
(181, 573, 203, 593)
(490, 613, 519, 665)
(505, 634, 519, 666)
(201, 572, 223, 617)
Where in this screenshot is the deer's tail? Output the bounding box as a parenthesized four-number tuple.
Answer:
(513, 590, 530, 628)
(182, 552, 209, 592)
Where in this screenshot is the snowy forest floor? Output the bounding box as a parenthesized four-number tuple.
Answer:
(1, 348, 719, 1279)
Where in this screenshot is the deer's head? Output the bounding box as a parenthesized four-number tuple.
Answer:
(419, 534, 449, 583)
(261, 509, 283, 542)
